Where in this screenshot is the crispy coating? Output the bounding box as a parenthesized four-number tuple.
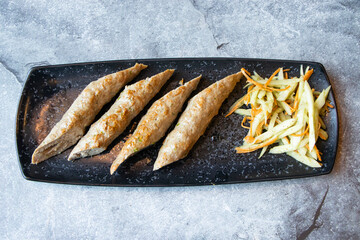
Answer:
(68, 69, 174, 160)
(153, 72, 242, 170)
(110, 75, 201, 174)
(32, 63, 147, 164)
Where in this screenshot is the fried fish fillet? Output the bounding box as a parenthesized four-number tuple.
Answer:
(153, 72, 242, 170)
(68, 69, 174, 160)
(32, 63, 148, 164)
(110, 75, 201, 174)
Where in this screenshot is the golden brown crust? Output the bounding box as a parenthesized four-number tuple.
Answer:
(153, 72, 243, 170)
(68, 69, 175, 160)
(110, 75, 201, 174)
(31, 63, 147, 164)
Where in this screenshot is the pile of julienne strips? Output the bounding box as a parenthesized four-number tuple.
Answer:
(31, 63, 243, 174)
(226, 66, 333, 168)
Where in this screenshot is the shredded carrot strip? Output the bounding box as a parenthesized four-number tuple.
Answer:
(236, 136, 278, 153)
(241, 69, 268, 90)
(313, 145, 322, 161)
(326, 102, 334, 108)
(248, 85, 255, 93)
(241, 117, 250, 129)
(303, 69, 314, 81)
(283, 136, 290, 144)
(283, 69, 290, 72)
(291, 126, 309, 137)
(285, 72, 288, 79)
(265, 68, 281, 87)
(241, 68, 251, 76)
(245, 93, 251, 104)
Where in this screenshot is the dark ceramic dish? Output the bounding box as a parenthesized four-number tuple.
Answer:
(16, 58, 338, 186)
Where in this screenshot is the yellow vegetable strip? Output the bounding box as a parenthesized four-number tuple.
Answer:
(304, 81, 316, 150)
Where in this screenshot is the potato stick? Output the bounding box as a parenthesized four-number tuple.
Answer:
(314, 86, 331, 110)
(258, 89, 266, 99)
(267, 85, 291, 92)
(235, 109, 252, 116)
(250, 88, 260, 107)
(258, 110, 279, 158)
(278, 122, 303, 139)
(255, 79, 301, 86)
(277, 83, 298, 101)
(304, 81, 316, 150)
(251, 111, 265, 137)
(292, 126, 309, 137)
(287, 151, 322, 168)
(298, 147, 307, 156)
(254, 119, 296, 143)
(319, 129, 328, 140)
(278, 101, 293, 115)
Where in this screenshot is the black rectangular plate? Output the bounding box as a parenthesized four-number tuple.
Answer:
(16, 58, 338, 186)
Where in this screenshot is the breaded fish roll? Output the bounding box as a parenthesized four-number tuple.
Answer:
(110, 75, 201, 174)
(68, 69, 174, 160)
(32, 63, 148, 164)
(153, 72, 242, 171)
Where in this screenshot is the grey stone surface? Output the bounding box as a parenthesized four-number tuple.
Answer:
(1, 0, 359, 239)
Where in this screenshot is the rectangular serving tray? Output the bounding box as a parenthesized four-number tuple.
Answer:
(16, 58, 338, 186)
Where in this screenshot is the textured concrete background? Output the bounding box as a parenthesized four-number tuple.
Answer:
(1, 0, 359, 239)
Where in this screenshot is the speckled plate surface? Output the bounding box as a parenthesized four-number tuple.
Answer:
(16, 58, 338, 186)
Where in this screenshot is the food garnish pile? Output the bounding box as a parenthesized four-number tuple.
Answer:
(226, 66, 333, 167)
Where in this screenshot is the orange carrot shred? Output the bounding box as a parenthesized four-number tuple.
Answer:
(241, 69, 268, 90)
(285, 72, 288, 79)
(236, 136, 278, 153)
(241, 68, 251, 76)
(283, 136, 290, 144)
(303, 69, 314, 81)
(313, 145, 322, 161)
(241, 117, 250, 129)
(265, 68, 281, 87)
(326, 102, 334, 108)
